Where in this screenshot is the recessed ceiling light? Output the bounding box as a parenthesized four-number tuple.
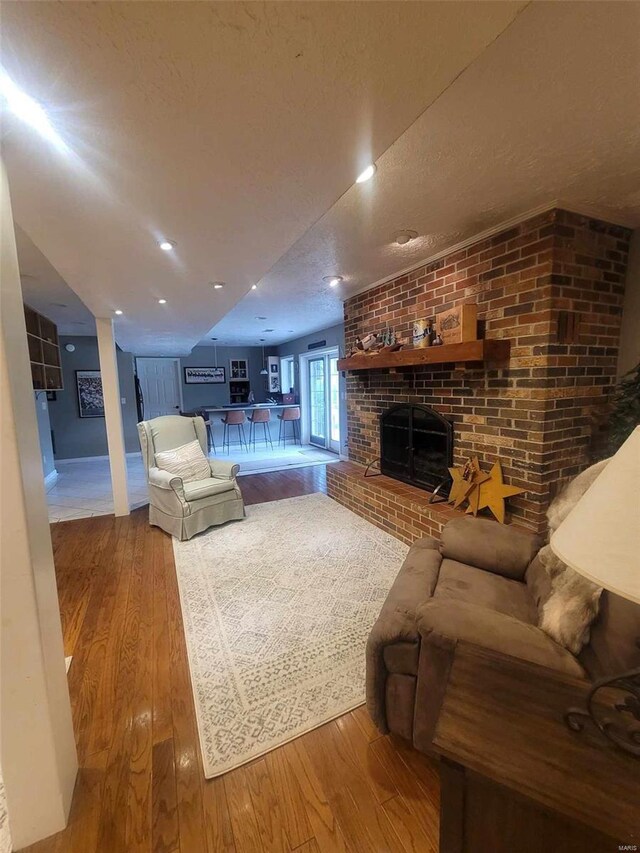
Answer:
(158, 240, 175, 251)
(263, 329, 274, 332)
(251, 284, 258, 290)
(114, 309, 123, 315)
(158, 298, 167, 304)
(395, 230, 418, 245)
(356, 163, 376, 183)
(259, 338, 266, 342)
(211, 337, 218, 341)
(256, 316, 267, 320)
(212, 282, 225, 290)
(323, 275, 343, 288)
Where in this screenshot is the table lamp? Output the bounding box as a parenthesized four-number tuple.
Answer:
(551, 426, 640, 756)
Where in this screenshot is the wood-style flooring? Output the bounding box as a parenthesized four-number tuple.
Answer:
(22, 466, 440, 853)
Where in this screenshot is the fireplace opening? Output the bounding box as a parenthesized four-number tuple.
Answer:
(380, 404, 453, 496)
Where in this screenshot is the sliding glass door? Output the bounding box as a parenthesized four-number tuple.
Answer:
(307, 351, 340, 453)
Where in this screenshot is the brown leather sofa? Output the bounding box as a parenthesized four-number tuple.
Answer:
(366, 515, 640, 751)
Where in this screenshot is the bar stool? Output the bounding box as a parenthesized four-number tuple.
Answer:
(195, 409, 216, 455)
(278, 406, 301, 447)
(248, 408, 273, 450)
(221, 409, 248, 453)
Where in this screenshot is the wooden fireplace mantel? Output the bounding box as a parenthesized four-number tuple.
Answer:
(337, 339, 510, 372)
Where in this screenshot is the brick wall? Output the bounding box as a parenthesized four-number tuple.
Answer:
(343, 209, 632, 534)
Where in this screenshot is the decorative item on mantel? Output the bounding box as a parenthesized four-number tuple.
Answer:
(447, 457, 525, 524)
(436, 302, 478, 345)
(347, 327, 405, 358)
(412, 319, 434, 348)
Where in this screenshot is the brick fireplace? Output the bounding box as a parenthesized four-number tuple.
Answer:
(327, 208, 632, 536)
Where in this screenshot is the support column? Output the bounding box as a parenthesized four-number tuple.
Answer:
(0, 160, 77, 848)
(96, 317, 130, 516)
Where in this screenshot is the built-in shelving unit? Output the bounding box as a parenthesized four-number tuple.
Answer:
(24, 304, 63, 390)
(229, 380, 250, 404)
(229, 358, 250, 403)
(337, 339, 510, 372)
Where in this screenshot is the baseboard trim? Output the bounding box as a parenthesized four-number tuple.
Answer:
(55, 451, 141, 464)
(44, 469, 59, 489)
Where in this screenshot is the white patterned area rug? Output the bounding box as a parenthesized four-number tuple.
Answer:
(172, 492, 408, 778)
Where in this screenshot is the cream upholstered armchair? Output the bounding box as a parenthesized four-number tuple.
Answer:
(137, 415, 245, 540)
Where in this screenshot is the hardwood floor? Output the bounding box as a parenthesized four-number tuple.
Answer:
(22, 466, 440, 853)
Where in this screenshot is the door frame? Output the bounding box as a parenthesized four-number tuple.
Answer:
(135, 357, 184, 418)
(298, 346, 340, 453)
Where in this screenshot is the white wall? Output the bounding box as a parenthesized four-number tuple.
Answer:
(619, 229, 640, 376)
(1, 160, 77, 848)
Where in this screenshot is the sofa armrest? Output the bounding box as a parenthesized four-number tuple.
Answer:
(149, 466, 184, 493)
(209, 459, 240, 480)
(440, 516, 542, 580)
(366, 545, 442, 733)
(416, 599, 584, 678)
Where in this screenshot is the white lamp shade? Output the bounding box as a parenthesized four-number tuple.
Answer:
(550, 427, 640, 604)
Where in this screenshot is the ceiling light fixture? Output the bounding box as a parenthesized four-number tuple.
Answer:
(158, 298, 167, 304)
(323, 275, 343, 288)
(260, 343, 268, 375)
(356, 163, 376, 184)
(0, 70, 62, 146)
(114, 309, 123, 315)
(251, 284, 258, 290)
(158, 240, 175, 251)
(212, 282, 225, 290)
(395, 230, 418, 246)
(256, 316, 267, 320)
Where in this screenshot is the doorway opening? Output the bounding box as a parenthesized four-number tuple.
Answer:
(299, 348, 340, 454)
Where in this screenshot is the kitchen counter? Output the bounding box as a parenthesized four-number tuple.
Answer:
(203, 404, 295, 414)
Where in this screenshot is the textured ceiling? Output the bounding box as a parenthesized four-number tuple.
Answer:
(1, 1, 525, 355)
(206, 1, 640, 346)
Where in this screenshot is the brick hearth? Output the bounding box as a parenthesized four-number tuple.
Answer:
(336, 209, 632, 534)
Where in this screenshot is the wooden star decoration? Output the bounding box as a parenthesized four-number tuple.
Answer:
(448, 457, 489, 509)
(467, 461, 525, 524)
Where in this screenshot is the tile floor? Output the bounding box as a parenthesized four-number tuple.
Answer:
(46, 444, 338, 522)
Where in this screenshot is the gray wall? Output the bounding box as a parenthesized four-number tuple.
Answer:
(178, 345, 277, 410)
(33, 392, 56, 478)
(276, 323, 348, 456)
(49, 336, 139, 459)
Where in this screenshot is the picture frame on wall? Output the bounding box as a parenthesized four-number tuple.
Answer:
(184, 366, 226, 384)
(76, 370, 104, 418)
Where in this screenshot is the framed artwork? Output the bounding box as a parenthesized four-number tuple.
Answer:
(76, 370, 104, 418)
(184, 366, 226, 384)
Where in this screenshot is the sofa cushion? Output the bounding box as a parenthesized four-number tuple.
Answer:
(183, 477, 237, 502)
(440, 516, 541, 580)
(435, 559, 537, 624)
(417, 599, 585, 678)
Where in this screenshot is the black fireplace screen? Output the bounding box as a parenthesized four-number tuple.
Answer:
(380, 404, 453, 495)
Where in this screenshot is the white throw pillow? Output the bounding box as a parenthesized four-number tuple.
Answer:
(155, 439, 210, 483)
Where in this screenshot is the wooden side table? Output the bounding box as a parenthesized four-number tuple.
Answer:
(429, 643, 640, 852)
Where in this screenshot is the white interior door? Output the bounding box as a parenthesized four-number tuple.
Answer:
(136, 358, 182, 419)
